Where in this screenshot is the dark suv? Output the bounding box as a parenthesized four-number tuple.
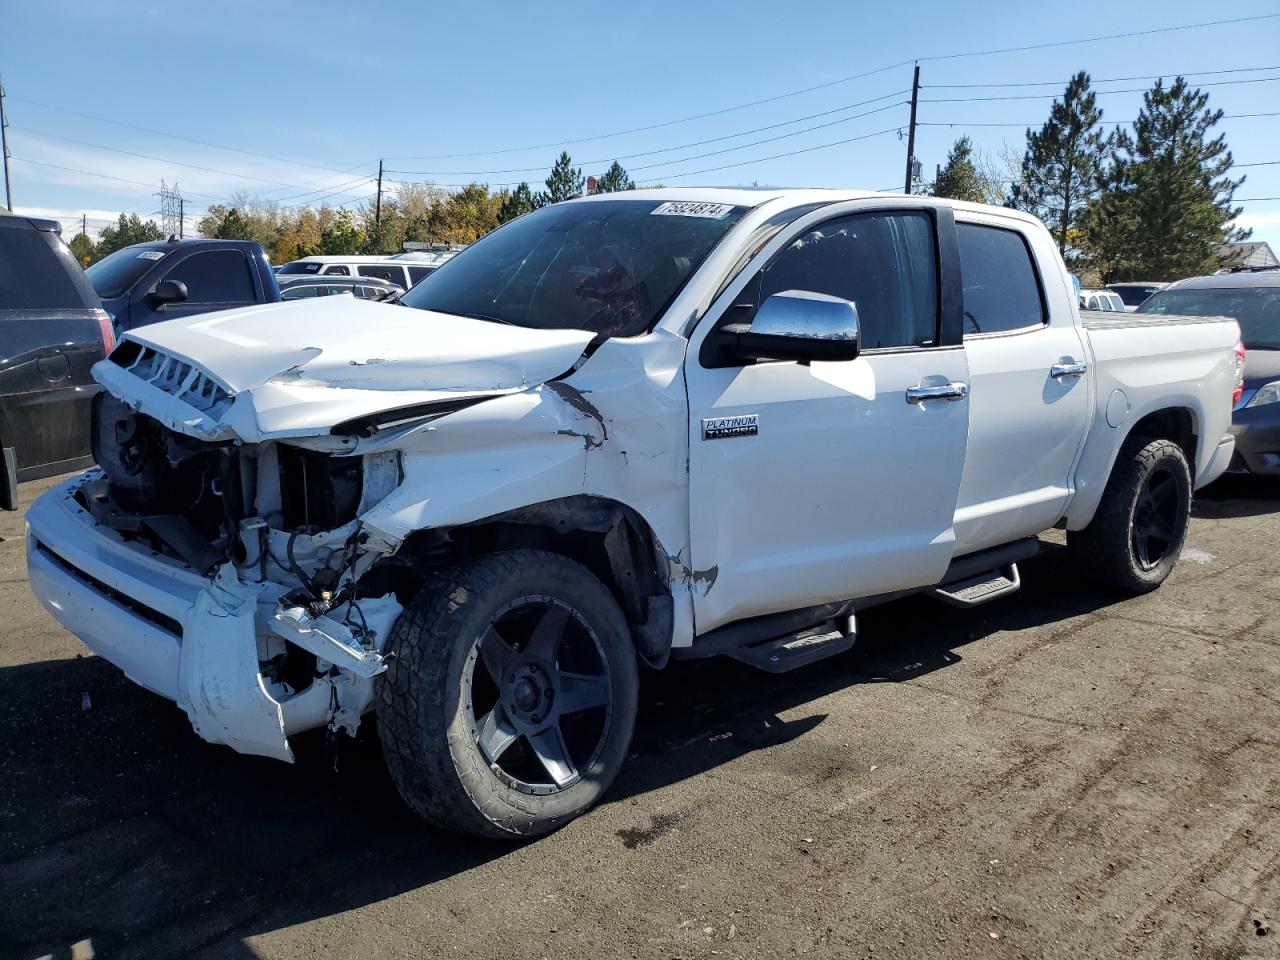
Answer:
(0, 211, 114, 509)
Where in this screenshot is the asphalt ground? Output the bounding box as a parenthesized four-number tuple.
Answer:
(3, 473, 1279, 960)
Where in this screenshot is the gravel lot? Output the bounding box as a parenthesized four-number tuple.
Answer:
(2, 473, 1279, 960)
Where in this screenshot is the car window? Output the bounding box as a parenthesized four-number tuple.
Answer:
(85, 243, 171, 299)
(282, 285, 320, 300)
(0, 224, 93, 310)
(322, 265, 350, 276)
(957, 223, 1046, 335)
(749, 210, 938, 350)
(278, 261, 322, 274)
(1139, 286, 1280, 349)
(1086, 296, 1099, 310)
(407, 265, 434, 285)
(358, 264, 405, 285)
(161, 249, 255, 303)
(1108, 295, 1125, 311)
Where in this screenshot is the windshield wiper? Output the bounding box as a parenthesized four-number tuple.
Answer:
(449, 310, 514, 326)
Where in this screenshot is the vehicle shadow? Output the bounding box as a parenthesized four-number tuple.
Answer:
(1193, 474, 1280, 519)
(0, 549, 1123, 960)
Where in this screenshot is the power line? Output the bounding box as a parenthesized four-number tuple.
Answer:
(920, 74, 1280, 103)
(11, 126, 375, 200)
(916, 111, 1280, 128)
(389, 99, 909, 180)
(645, 126, 904, 183)
(7, 95, 376, 178)
(386, 13, 1280, 161)
(9, 156, 227, 199)
(385, 90, 909, 176)
(924, 64, 1280, 89)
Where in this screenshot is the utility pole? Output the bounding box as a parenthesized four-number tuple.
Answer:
(903, 64, 920, 195)
(81, 213, 86, 236)
(374, 159, 384, 230)
(179, 197, 184, 239)
(1, 77, 13, 210)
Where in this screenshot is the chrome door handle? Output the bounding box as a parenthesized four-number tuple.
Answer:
(1050, 360, 1088, 379)
(906, 381, 968, 404)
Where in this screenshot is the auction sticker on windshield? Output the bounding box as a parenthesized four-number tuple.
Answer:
(650, 201, 735, 219)
(136, 251, 166, 260)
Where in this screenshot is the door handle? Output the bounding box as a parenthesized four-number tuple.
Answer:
(906, 381, 968, 404)
(1050, 360, 1088, 379)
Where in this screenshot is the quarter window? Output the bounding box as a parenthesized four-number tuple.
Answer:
(956, 223, 1046, 335)
(751, 211, 939, 350)
(322, 265, 350, 276)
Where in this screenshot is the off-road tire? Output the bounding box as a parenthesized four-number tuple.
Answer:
(376, 549, 639, 838)
(1068, 436, 1192, 594)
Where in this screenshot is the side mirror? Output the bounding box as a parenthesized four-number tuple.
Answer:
(150, 279, 188, 307)
(717, 290, 861, 363)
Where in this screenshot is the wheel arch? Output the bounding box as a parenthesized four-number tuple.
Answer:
(1066, 402, 1200, 531)
(374, 495, 677, 668)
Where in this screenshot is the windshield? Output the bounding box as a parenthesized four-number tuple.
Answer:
(278, 261, 325, 274)
(85, 243, 170, 298)
(400, 199, 748, 337)
(1138, 286, 1280, 349)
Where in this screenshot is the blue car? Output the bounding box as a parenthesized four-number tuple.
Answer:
(85, 238, 280, 334)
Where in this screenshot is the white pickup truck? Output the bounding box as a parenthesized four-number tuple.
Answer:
(27, 189, 1244, 838)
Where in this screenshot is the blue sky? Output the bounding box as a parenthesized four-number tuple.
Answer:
(2, 0, 1278, 248)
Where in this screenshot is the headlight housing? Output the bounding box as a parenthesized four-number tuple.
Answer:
(1246, 380, 1280, 408)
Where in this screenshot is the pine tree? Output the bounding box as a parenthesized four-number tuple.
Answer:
(543, 151, 584, 204)
(931, 137, 988, 203)
(497, 182, 540, 224)
(1011, 72, 1107, 256)
(1079, 78, 1247, 282)
(96, 213, 164, 256)
(68, 232, 96, 266)
(595, 161, 635, 193)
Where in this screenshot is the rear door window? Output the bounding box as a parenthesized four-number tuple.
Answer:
(407, 265, 434, 285)
(358, 264, 407, 285)
(957, 222, 1047, 336)
(0, 224, 91, 310)
(161, 249, 255, 303)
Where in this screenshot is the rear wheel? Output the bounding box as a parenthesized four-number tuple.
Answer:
(376, 550, 638, 838)
(1068, 437, 1192, 593)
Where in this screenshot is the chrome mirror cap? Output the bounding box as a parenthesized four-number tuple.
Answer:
(751, 290, 860, 343)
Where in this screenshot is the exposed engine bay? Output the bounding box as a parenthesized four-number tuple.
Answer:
(82, 391, 407, 758)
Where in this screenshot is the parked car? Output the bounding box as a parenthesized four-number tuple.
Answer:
(277, 255, 432, 289)
(1138, 272, 1280, 475)
(278, 275, 403, 301)
(1080, 288, 1126, 312)
(0, 211, 114, 509)
(86, 238, 280, 334)
(1107, 281, 1167, 312)
(28, 189, 1242, 837)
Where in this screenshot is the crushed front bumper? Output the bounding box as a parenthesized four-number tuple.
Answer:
(26, 472, 399, 761)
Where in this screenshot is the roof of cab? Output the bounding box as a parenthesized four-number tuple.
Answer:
(1166, 270, 1280, 290)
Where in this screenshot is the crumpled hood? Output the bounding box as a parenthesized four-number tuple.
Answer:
(94, 296, 594, 441)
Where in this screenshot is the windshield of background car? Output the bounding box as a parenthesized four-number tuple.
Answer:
(85, 243, 170, 298)
(1112, 285, 1158, 306)
(1138, 286, 1280, 349)
(399, 199, 749, 337)
(278, 261, 324, 274)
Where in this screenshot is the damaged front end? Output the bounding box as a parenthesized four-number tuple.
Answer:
(81, 390, 407, 762)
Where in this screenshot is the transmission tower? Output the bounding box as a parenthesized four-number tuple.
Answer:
(156, 180, 182, 238)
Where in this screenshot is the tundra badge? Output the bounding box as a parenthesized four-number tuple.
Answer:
(702, 414, 759, 440)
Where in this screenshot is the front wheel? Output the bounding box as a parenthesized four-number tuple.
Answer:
(376, 550, 639, 838)
(1068, 437, 1192, 594)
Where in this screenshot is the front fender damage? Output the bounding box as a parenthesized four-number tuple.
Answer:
(177, 562, 402, 762)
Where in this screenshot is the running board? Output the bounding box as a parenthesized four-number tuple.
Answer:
(932, 563, 1021, 607)
(724, 616, 856, 673)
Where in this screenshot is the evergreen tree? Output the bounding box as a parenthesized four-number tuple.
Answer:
(96, 213, 164, 256)
(595, 160, 635, 193)
(68, 232, 96, 266)
(1079, 77, 1246, 282)
(318, 210, 365, 254)
(497, 182, 540, 224)
(214, 207, 254, 241)
(1011, 71, 1107, 256)
(543, 151, 584, 204)
(931, 137, 987, 203)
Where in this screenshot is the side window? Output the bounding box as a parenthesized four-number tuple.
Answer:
(162, 250, 254, 303)
(407, 265, 434, 285)
(956, 223, 1046, 335)
(322, 265, 350, 276)
(282, 285, 319, 300)
(358, 264, 406, 285)
(1086, 295, 1100, 310)
(753, 211, 938, 350)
